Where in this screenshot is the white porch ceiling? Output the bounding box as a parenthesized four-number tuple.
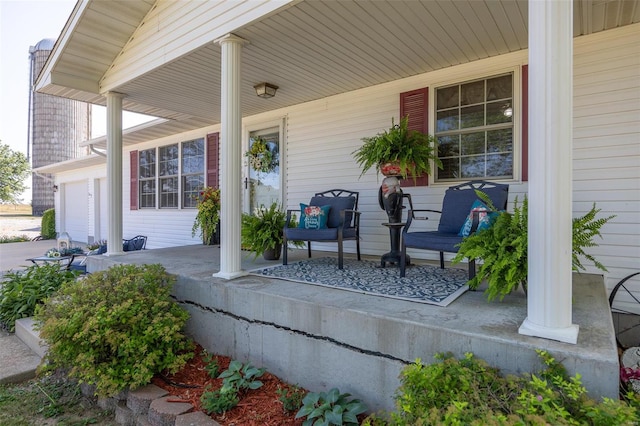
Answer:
(38, 0, 640, 144)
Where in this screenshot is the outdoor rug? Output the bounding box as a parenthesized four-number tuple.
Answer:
(251, 257, 469, 307)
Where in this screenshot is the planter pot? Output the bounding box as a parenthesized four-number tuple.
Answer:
(380, 161, 403, 177)
(203, 222, 221, 245)
(263, 244, 282, 261)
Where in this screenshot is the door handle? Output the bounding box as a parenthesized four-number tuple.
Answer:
(244, 177, 248, 189)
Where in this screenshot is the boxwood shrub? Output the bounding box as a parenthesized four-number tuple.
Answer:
(35, 263, 193, 397)
(41, 208, 55, 239)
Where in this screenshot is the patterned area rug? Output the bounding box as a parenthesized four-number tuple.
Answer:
(251, 257, 469, 307)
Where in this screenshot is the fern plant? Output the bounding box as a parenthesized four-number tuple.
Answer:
(572, 203, 615, 272)
(454, 192, 615, 301)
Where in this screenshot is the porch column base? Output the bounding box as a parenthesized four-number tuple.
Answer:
(519, 317, 579, 344)
(213, 270, 249, 280)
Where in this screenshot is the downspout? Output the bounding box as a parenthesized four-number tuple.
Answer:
(27, 46, 35, 162)
(89, 144, 107, 157)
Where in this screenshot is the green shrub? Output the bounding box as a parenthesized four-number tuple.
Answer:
(34, 264, 193, 397)
(0, 263, 79, 332)
(295, 388, 367, 426)
(41, 209, 56, 239)
(376, 351, 639, 425)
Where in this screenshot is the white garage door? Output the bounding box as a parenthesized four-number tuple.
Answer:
(63, 181, 88, 243)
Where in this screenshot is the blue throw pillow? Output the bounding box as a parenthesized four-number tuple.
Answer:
(298, 204, 331, 229)
(458, 200, 495, 237)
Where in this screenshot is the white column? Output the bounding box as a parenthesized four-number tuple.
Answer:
(214, 34, 248, 279)
(519, 0, 578, 344)
(105, 92, 125, 256)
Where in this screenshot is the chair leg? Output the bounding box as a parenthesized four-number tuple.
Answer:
(439, 252, 445, 269)
(307, 242, 312, 258)
(468, 259, 476, 280)
(356, 236, 361, 261)
(338, 240, 344, 269)
(400, 244, 406, 277)
(283, 237, 288, 265)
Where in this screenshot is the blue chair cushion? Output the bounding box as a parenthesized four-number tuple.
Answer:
(284, 227, 357, 241)
(309, 196, 356, 229)
(404, 231, 463, 253)
(298, 204, 331, 229)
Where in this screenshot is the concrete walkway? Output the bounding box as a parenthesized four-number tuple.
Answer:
(0, 239, 58, 275)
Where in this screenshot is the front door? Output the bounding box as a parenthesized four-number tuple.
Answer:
(247, 127, 280, 213)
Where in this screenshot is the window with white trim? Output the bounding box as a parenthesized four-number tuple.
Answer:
(435, 73, 514, 182)
(137, 138, 205, 209)
(182, 139, 205, 208)
(159, 144, 178, 208)
(139, 149, 156, 208)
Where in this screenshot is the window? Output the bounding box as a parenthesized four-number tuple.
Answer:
(139, 149, 156, 208)
(159, 144, 179, 208)
(435, 73, 514, 181)
(136, 138, 205, 209)
(182, 139, 205, 208)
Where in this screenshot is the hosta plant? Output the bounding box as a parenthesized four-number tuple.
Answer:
(295, 387, 368, 426)
(0, 263, 79, 332)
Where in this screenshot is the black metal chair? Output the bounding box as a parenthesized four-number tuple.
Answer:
(400, 181, 509, 279)
(283, 189, 361, 269)
(123, 235, 147, 252)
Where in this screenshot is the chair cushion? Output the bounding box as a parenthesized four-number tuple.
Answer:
(404, 231, 463, 253)
(285, 227, 357, 241)
(310, 196, 356, 228)
(298, 204, 331, 229)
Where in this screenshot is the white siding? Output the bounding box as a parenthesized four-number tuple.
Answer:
(572, 25, 640, 291)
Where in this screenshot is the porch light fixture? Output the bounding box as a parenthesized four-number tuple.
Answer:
(254, 82, 278, 99)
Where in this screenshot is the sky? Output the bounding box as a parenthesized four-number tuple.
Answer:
(0, 0, 152, 202)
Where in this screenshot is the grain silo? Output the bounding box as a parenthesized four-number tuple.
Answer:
(28, 38, 91, 216)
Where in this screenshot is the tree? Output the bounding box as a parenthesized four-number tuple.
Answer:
(0, 142, 31, 203)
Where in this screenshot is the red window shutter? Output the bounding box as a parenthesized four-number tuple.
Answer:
(400, 87, 429, 187)
(521, 65, 529, 182)
(206, 132, 220, 188)
(130, 150, 138, 210)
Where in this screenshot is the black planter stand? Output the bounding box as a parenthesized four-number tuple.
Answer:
(378, 178, 413, 268)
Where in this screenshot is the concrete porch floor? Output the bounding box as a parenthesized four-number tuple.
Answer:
(88, 245, 619, 413)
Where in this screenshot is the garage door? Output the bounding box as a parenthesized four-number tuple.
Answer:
(63, 181, 88, 243)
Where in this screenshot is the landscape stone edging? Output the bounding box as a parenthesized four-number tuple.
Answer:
(90, 383, 220, 426)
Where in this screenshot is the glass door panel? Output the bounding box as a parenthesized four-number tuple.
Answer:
(247, 127, 280, 213)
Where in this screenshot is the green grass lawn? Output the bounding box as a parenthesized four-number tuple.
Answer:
(0, 372, 114, 426)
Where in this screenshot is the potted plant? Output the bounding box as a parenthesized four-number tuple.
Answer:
(241, 202, 301, 260)
(352, 116, 442, 181)
(192, 187, 221, 245)
(453, 191, 615, 301)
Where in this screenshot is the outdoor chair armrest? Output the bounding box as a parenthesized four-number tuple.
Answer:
(405, 209, 442, 229)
